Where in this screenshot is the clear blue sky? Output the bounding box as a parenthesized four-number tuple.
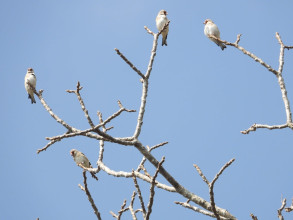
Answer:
(1, 0, 293, 219)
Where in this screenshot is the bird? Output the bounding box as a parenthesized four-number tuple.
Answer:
(24, 68, 37, 104)
(156, 9, 169, 46)
(70, 149, 98, 181)
(204, 19, 226, 50)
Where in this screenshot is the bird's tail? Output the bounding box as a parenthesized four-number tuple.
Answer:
(29, 94, 36, 104)
(162, 34, 168, 46)
(220, 43, 226, 50)
(90, 172, 98, 181)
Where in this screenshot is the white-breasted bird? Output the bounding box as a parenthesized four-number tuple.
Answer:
(24, 68, 37, 104)
(156, 9, 169, 46)
(204, 19, 226, 50)
(70, 149, 98, 180)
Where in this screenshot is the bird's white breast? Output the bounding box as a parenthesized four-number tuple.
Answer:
(27, 74, 36, 86)
(156, 15, 168, 30)
(25, 73, 36, 91)
(205, 23, 220, 38)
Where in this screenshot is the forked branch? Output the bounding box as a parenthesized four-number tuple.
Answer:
(210, 33, 293, 134)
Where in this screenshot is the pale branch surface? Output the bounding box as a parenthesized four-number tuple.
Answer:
(136, 142, 168, 173)
(129, 191, 138, 220)
(193, 164, 210, 185)
(80, 171, 102, 220)
(110, 200, 128, 220)
(36, 22, 237, 220)
(77, 163, 99, 181)
(133, 140, 236, 219)
(210, 33, 293, 134)
(146, 157, 165, 220)
(110, 193, 144, 220)
(209, 159, 235, 220)
(192, 159, 235, 219)
(278, 198, 286, 220)
(67, 81, 95, 128)
(285, 198, 293, 212)
(174, 201, 228, 220)
(250, 213, 258, 220)
(115, 48, 145, 79)
(36, 94, 135, 153)
(132, 171, 146, 218)
(240, 123, 288, 135)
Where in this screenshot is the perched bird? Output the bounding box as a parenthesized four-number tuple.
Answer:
(204, 19, 226, 50)
(70, 149, 98, 181)
(156, 9, 169, 46)
(24, 68, 37, 104)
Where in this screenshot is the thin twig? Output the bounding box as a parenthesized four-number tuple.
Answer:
(250, 213, 258, 220)
(115, 49, 145, 79)
(67, 81, 95, 128)
(110, 199, 128, 220)
(36, 90, 74, 132)
(210, 33, 293, 134)
(146, 157, 165, 220)
(209, 159, 235, 220)
(37, 101, 136, 153)
(193, 159, 235, 220)
(278, 198, 286, 220)
(133, 140, 236, 219)
(80, 171, 102, 220)
(132, 170, 146, 217)
(144, 26, 154, 35)
(97, 160, 175, 192)
(137, 141, 168, 172)
(241, 123, 289, 134)
(209, 35, 278, 75)
(285, 198, 293, 212)
(129, 191, 137, 220)
(174, 201, 228, 219)
(140, 165, 151, 178)
(276, 33, 293, 125)
(193, 164, 210, 185)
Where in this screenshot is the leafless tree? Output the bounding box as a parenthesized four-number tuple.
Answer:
(27, 20, 293, 220)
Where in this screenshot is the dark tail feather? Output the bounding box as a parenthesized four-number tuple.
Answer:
(162, 35, 168, 46)
(220, 44, 226, 51)
(29, 94, 36, 104)
(90, 172, 98, 181)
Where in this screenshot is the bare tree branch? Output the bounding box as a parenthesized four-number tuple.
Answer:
(146, 157, 165, 220)
(210, 33, 293, 134)
(285, 198, 293, 212)
(193, 164, 210, 185)
(278, 198, 286, 220)
(132, 171, 146, 217)
(36, 21, 237, 220)
(67, 81, 95, 128)
(241, 123, 288, 134)
(80, 171, 102, 220)
(276, 33, 293, 125)
(115, 48, 145, 79)
(209, 35, 278, 75)
(137, 141, 168, 172)
(209, 159, 235, 220)
(193, 159, 235, 220)
(129, 191, 138, 220)
(144, 26, 154, 35)
(250, 213, 258, 220)
(36, 89, 74, 132)
(37, 98, 135, 153)
(110, 199, 128, 220)
(174, 201, 228, 219)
